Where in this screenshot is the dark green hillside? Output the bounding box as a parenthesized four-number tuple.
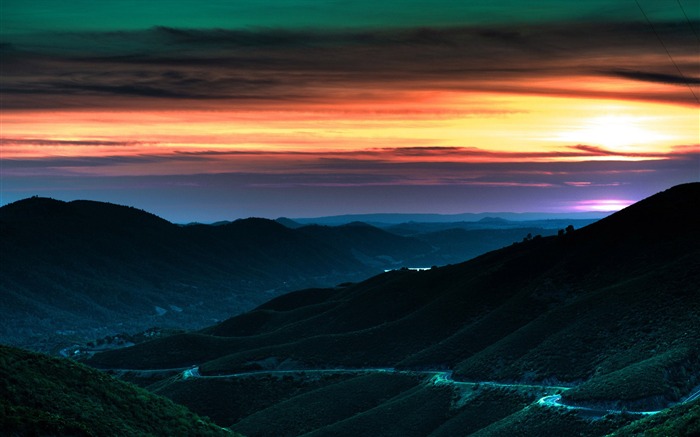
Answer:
(151, 370, 415, 435)
(299, 383, 455, 437)
(152, 372, 362, 426)
(610, 398, 700, 436)
(0, 345, 235, 437)
(467, 405, 630, 437)
(428, 389, 547, 437)
(213, 373, 422, 436)
(0, 197, 440, 352)
(86, 183, 700, 435)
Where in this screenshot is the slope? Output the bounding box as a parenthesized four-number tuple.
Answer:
(0, 345, 235, 436)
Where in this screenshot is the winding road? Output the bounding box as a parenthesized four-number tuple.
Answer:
(101, 364, 699, 418)
(175, 366, 700, 417)
(180, 366, 570, 392)
(537, 394, 659, 417)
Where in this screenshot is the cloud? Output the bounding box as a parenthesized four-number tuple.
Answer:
(564, 181, 623, 187)
(2, 155, 167, 170)
(669, 144, 700, 155)
(606, 69, 700, 85)
(5, 142, 695, 177)
(2, 19, 698, 109)
(1, 138, 148, 147)
(169, 143, 700, 162)
(383, 144, 687, 160)
(567, 144, 673, 159)
(53, 82, 228, 100)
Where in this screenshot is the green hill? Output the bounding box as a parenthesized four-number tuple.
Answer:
(0, 345, 237, 436)
(610, 398, 700, 436)
(83, 183, 700, 435)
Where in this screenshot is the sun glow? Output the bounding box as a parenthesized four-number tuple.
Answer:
(574, 199, 635, 212)
(555, 113, 670, 151)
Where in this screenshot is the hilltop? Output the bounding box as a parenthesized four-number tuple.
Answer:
(84, 183, 700, 435)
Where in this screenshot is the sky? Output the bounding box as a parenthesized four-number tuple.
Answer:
(1, 1, 698, 223)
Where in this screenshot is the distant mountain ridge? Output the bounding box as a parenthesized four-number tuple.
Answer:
(288, 210, 608, 226)
(84, 183, 700, 436)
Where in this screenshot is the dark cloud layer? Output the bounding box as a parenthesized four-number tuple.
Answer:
(2, 20, 698, 109)
(608, 70, 700, 85)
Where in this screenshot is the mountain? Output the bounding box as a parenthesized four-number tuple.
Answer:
(391, 227, 557, 265)
(290, 211, 607, 226)
(385, 217, 598, 234)
(0, 197, 432, 352)
(275, 217, 303, 229)
(380, 218, 601, 265)
(84, 183, 700, 436)
(296, 222, 434, 268)
(0, 345, 237, 436)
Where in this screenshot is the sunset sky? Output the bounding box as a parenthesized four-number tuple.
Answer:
(1, 1, 698, 222)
